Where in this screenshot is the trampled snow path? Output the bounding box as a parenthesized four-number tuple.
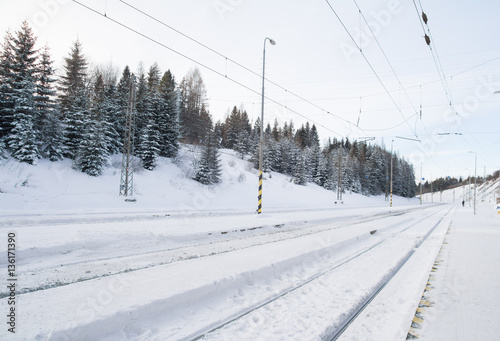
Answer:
(0, 204, 451, 340)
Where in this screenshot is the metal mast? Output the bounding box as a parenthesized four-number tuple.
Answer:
(337, 141, 343, 201)
(119, 75, 136, 199)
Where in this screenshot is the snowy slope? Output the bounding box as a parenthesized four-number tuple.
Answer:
(0, 146, 415, 216)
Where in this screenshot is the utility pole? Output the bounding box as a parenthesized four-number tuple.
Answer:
(119, 75, 136, 200)
(390, 140, 393, 207)
(420, 163, 423, 205)
(471, 151, 477, 215)
(431, 174, 433, 203)
(337, 141, 343, 201)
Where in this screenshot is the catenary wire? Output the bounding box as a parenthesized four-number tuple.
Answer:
(324, 0, 418, 138)
(118, 0, 370, 137)
(71, 0, 347, 138)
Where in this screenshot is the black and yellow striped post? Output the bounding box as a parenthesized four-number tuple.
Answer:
(258, 170, 263, 213)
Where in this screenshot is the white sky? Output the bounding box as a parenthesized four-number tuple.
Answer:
(1, 0, 499, 181)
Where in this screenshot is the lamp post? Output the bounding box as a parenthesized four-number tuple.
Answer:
(257, 37, 276, 214)
(494, 92, 500, 203)
(469, 151, 477, 215)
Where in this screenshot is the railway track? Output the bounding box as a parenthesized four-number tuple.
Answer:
(188, 205, 453, 341)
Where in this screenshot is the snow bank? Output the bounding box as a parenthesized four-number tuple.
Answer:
(0, 147, 420, 217)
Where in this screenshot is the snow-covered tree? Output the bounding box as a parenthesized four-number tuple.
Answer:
(158, 69, 180, 157)
(37, 45, 64, 161)
(179, 67, 212, 144)
(58, 40, 88, 159)
(194, 129, 221, 185)
(138, 118, 160, 171)
(0, 30, 15, 145)
(74, 119, 108, 176)
(7, 21, 40, 164)
(74, 72, 110, 176)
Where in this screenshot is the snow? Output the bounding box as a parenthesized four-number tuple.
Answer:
(0, 149, 499, 340)
(412, 205, 500, 340)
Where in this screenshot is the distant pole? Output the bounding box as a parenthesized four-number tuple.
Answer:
(390, 140, 394, 207)
(470, 151, 477, 215)
(420, 163, 423, 205)
(468, 170, 471, 206)
(257, 37, 276, 214)
(337, 142, 343, 201)
(431, 174, 433, 203)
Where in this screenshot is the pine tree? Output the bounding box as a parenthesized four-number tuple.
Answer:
(0, 30, 15, 145)
(194, 129, 221, 185)
(8, 21, 40, 164)
(234, 129, 250, 159)
(58, 40, 88, 159)
(102, 80, 121, 155)
(133, 65, 148, 153)
(293, 152, 307, 185)
(74, 72, 109, 176)
(179, 67, 212, 144)
(37, 45, 64, 161)
(158, 69, 180, 157)
(116, 65, 133, 146)
(74, 119, 108, 176)
(139, 118, 160, 171)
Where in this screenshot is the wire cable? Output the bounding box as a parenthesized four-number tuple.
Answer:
(71, 0, 346, 138)
(353, 0, 419, 121)
(324, 0, 418, 138)
(118, 0, 368, 136)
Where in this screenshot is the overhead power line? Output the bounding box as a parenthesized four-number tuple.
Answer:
(118, 0, 369, 137)
(324, 0, 418, 138)
(71, 0, 347, 138)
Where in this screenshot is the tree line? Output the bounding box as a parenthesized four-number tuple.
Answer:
(0, 21, 417, 196)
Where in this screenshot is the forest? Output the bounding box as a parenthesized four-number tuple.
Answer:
(0, 21, 417, 197)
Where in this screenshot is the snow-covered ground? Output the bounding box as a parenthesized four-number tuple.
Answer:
(0, 149, 498, 340)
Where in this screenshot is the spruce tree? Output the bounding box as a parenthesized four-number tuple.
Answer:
(74, 119, 108, 176)
(179, 67, 211, 144)
(116, 65, 133, 146)
(138, 118, 160, 171)
(74, 72, 109, 176)
(0, 30, 15, 144)
(194, 129, 221, 185)
(8, 21, 40, 164)
(157, 69, 180, 157)
(58, 40, 88, 159)
(37, 45, 64, 161)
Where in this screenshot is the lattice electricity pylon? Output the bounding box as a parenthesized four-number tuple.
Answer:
(119, 75, 136, 199)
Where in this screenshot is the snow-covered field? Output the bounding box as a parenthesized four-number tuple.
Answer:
(1, 149, 498, 340)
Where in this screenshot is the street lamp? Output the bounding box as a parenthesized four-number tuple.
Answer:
(494, 91, 500, 202)
(469, 151, 477, 215)
(257, 37, 276, 214)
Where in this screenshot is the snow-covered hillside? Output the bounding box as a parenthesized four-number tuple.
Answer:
(0, 146, 417, 216)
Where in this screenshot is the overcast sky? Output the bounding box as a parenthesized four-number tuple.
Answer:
(1, 0, 499, 181)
